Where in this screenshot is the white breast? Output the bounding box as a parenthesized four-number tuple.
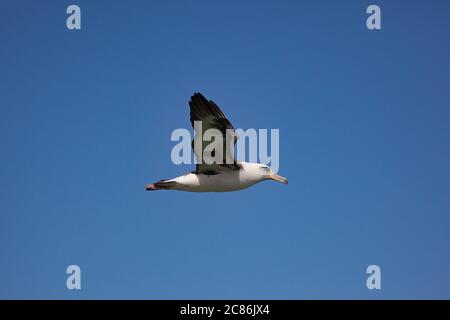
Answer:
(174, 169, 261, 192)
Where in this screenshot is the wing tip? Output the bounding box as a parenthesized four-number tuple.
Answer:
(190, 92, 206, 102)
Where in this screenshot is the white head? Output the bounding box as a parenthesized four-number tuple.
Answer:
(241, 162, 288, 185)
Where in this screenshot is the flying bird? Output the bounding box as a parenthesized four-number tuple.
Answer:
(146, 93, 288, 192)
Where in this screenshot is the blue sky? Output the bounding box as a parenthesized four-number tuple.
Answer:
(1, 0, 450, 299)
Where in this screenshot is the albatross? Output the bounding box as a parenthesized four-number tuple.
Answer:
(146, 93, 288, 192)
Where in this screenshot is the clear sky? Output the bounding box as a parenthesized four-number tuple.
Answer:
(1, 0, 450, 299)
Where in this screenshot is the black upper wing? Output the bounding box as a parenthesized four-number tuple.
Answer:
(189, 93, 239, 174)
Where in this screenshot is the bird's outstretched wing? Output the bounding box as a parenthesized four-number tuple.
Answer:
(189, 92, 240, 174)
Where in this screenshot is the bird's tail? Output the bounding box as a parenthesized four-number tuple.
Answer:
(145, 179, 177, 191)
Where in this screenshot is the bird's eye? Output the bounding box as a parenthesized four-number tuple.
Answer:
(260, 166, 271, 173)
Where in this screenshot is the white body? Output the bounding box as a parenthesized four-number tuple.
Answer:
(171, 162, 267, 192)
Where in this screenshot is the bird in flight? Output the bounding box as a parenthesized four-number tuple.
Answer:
(146, 93, 288, 192)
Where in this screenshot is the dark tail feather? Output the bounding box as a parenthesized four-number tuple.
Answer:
(145, 179, 177, 191)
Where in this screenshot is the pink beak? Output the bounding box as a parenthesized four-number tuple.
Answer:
(268, 174, 288, 184)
